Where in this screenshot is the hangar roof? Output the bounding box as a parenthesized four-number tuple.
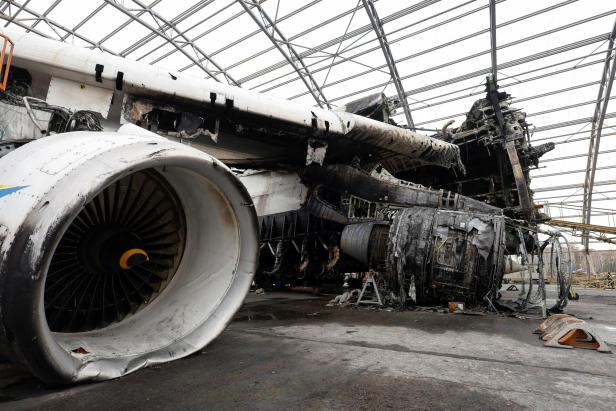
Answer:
(1, 0, 615, 247)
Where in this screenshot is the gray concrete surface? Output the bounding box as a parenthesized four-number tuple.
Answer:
(2, 286, 616, 410)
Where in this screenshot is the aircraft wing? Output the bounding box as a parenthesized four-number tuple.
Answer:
(8, 29, 462, 172)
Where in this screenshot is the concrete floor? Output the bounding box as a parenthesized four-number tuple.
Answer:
(2, 286, 616, 410)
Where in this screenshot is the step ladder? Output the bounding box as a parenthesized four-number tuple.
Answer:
(356, 273, 383, 307)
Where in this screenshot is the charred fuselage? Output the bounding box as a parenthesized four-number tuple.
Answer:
(253, 79, 552, 307)
(0, 30, 555, 385)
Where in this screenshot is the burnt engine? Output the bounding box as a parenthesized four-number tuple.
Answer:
(401, 77, 554, 218)
(255, 77, 552, 307)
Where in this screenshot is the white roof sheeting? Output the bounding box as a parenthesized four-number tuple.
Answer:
(1, 0, 615, 248)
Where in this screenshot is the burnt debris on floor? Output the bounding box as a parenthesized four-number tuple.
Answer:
(2, 289, 615, 410)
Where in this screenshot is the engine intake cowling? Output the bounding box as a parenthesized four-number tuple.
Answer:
(0, 126, 258, 385)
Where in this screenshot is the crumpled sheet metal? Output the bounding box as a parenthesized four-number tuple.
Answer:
(385, 207, 506, 305)
(386, 207, 434, 305)
(302, 164, 500, 215)
(343, 114, 465, 173)
(9, 29, 462, 172)
(535, 315, 612, 353)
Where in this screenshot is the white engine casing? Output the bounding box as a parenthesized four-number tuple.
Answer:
(0, 125, 258, 384)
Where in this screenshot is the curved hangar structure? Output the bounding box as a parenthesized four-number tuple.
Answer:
(0, 29, 469, 384)
(1, 0, 613, 387)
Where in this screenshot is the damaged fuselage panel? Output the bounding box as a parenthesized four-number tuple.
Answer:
(0, 29, 556, 385)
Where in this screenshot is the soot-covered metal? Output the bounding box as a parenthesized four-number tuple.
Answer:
(254, 78, 552, 308)
(0, 30, 559, 385)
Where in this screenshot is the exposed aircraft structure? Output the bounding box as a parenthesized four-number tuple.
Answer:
(0, 30, 555, 385)
(253, 82, 555, 306)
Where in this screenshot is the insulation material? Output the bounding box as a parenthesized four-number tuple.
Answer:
(240, 170, 308, 216)
(0, 100, 50, 140)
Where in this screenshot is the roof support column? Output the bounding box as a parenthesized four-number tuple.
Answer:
(489, 0, 498, 82)
(362, 0, 414, 129)
(104, 0, 239, 85)
(236, 0, 330, 108)
(582, 18, 616, 264)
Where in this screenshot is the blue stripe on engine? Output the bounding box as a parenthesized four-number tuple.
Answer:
(0, 185, 28, 198)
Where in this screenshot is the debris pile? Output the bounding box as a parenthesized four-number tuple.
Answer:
(535, 314, 612, 353)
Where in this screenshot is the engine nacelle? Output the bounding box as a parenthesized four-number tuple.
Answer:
(340, 207, 506, 306)
(0, 126, 258, 385)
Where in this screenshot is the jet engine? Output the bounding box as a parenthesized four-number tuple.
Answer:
(0, 126, 258, 385)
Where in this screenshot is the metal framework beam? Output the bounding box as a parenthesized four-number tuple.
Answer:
(489, 0, 497, 83)
(252, 0, 491, 93)
(260, 0, 580, 97)
(541, 148, 616, 163)
(0, 0, 117, 53)
(533, 128, 616, 143)
(533, 163, 616, 179)
(236, 0, 330, 108)
(59, 3, 107, 42)
(541, 196, 616, 205)
(533, 111, 616, 133)
(146, 2, 244, 66)
(119, 0, 215, 58)
(555, 212, 616, 219)
(26, 0, 60, 32)
(177, 1, 322, 74)
(334, 31, 611, 104)
(237, 0, 437, 85)
(179, 0, 363, 76)
(536, 189, 616, 201)
(543, 202, 616, 213)
(582, 18, 616, 252)
(2, 0, 29, 28)
(415, 95, 616, 128)
(548, 219, 616, 236)
(362, 0, 414, 128)
(95, 0, 163, 49)
(534, 179, 616, 193)
(103, 0, 239, 85)
(405, 51, 610, 114)
(287, 1, 592, 102)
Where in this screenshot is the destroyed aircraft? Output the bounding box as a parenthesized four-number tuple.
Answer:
(0, 30, 553, 385)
